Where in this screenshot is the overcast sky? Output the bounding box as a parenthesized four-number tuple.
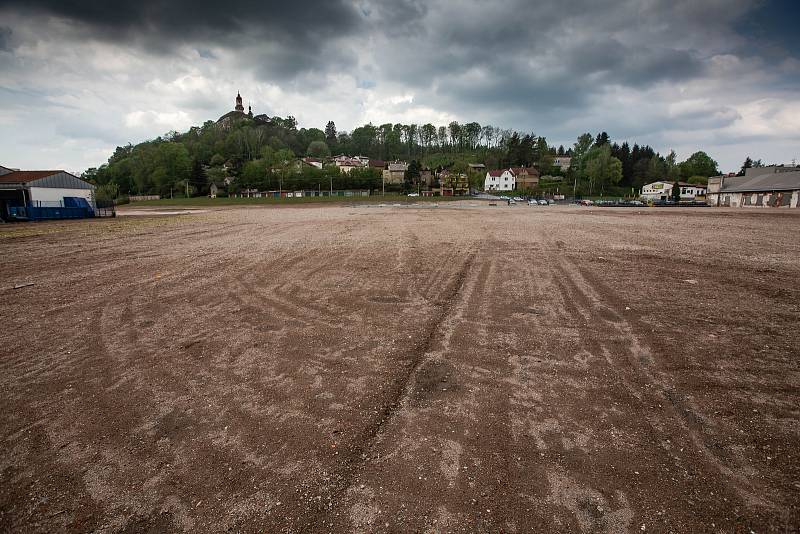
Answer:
(1, 0, 798, 174)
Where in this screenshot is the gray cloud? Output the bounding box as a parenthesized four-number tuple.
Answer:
(0, 26, 11, 51)
(0, 0, 798, 173)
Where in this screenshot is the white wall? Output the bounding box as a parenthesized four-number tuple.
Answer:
(484, 170, 515, 191)
(28, 187, 95, 206)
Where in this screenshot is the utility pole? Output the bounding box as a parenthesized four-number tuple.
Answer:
(185, 180, 189, 198)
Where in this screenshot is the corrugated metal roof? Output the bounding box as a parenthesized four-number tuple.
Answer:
(0, 170, 94, 190)
(720, 171, 800, 192)
(0, 170, 62, 183)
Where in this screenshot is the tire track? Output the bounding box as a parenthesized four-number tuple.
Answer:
(302, 248, 478, 530)
(551, 248, 774, 511)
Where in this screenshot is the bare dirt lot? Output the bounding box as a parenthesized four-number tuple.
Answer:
(1, 203, 799, 533)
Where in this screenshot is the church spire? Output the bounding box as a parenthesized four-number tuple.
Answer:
(248, 103, 253, 118)
(235, 91, 244, 112)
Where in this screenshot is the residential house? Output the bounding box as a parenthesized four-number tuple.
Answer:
(383, 161, 408, 184)
(484, 169, 515, 191)
(510, 167, 540, 190)
(438, 171, 469, 196)
(335, 157, 364, 174)
(420, 167, 434, 187)
(302, 157, 323, 169)
(552, 156, 571, 171)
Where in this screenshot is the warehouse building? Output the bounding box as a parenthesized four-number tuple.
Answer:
(0, 166, 97, 221)
(707, 166, 800, 208)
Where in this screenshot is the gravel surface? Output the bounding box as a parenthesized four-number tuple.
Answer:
(1, 204, 798, 533)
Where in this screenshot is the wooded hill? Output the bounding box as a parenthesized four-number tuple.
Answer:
(83, 112, 720, 198)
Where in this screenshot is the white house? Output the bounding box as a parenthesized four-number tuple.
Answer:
(640, 181, 707, 201)
(484, 169, 516, 191)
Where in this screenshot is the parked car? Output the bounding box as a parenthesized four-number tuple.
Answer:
(527, 199, 538, 206)
(538, 199, 548, 205)
(407, 192, 419, 197)
(513, 196, 524, 202)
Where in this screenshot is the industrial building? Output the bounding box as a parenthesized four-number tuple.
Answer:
(707, 166, 800, 208)
(0, 165, 98, 221)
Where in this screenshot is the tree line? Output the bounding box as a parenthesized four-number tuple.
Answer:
(84, 112, 725, 198)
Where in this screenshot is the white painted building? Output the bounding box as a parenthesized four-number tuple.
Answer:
(0, 168, 96, 220)
(640, 181, 706, 201)
(485, 169, 515, 191)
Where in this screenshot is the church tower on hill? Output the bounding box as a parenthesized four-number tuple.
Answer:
(235, 91, 244, 112)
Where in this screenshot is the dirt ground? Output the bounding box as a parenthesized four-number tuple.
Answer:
(1, 203, 798, 533)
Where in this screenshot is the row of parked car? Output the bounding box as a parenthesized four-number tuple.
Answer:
(504, 197, 555, 205)
(576, 199, 645, 207)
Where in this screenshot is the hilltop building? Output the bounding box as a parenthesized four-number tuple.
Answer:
(217, 91, 255, 128)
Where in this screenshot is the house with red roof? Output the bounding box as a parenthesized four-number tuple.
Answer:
(484, 169, 515, 191)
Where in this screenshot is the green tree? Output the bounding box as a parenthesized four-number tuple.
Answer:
(679, 151, 718, 179)
(737, 156, 753, 176)
(584, 144, 623, 196)
(672, 180, 681, 202)
(569, 133, 594, 196)
(665, 150, 680, 181)
(325, 121, 337, 144)
(307, 140, 330, 158)
(404, 160, 421, 192)
(94, 183, 119, 203)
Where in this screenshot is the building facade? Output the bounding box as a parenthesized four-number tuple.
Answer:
(707, 168, 800, 208)
(0, 168, 97, 220)
(641, 181, 707, 201)
(485, 169, 515, 191)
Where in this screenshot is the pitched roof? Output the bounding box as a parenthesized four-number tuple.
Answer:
(369, 159, 386, 168)
(510, 167, 539, 177)
(0, 170, 63, 184)
(487, 169, 505, 177)
(720, 171, 800, 193)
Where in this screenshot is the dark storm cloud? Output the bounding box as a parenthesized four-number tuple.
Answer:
(0, 0, 365, 77)
(0, 0, 798, 173)
(0, 0, 361, 44)
(0, 26, 12, 51)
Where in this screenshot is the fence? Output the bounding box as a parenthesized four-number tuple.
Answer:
(129, 195, 160, 202)
(6, 197, 114, 221)
(231, 190, 371, 199)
